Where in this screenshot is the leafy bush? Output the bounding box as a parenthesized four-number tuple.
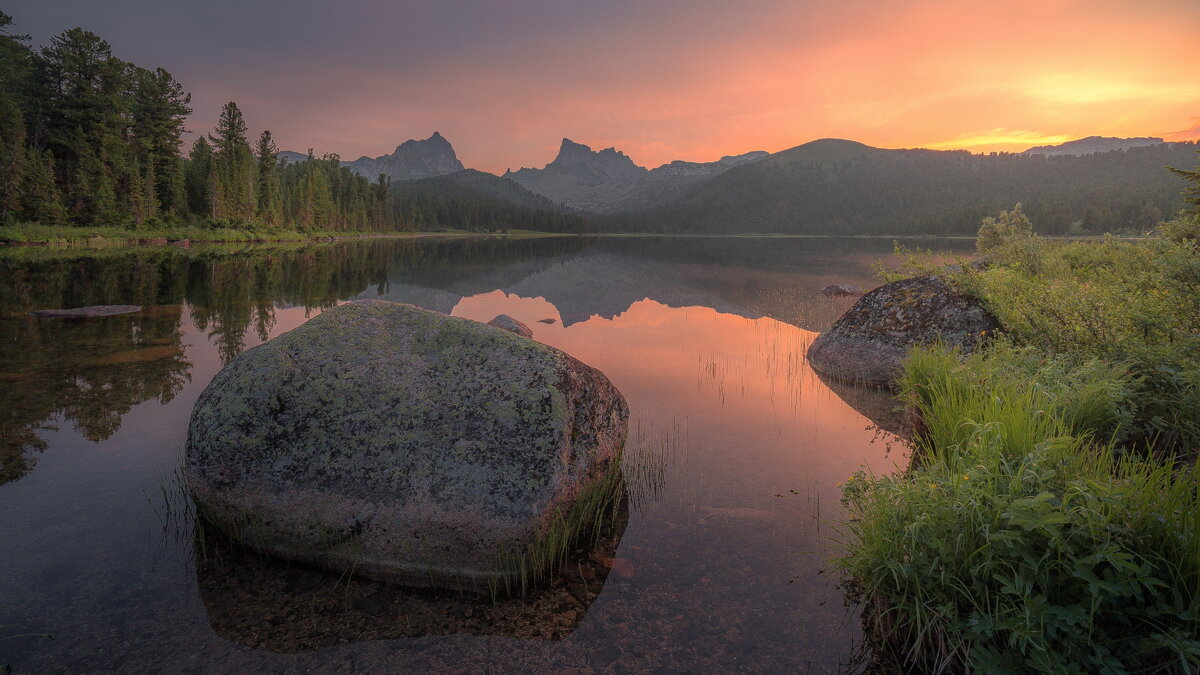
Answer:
(976, 203, 1034, 257)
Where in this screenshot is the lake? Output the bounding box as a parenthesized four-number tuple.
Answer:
(0, 236, 971, 673)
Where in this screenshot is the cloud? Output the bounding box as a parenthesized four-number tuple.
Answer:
(923, 129, 1072, 151)
(10, 0, 1200, 172)
(1164, 119, 1200, 142)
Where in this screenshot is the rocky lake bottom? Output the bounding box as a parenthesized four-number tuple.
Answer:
(0, 236, 972, 673)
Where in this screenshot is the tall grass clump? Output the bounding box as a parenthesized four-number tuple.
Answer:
(837, 206, 1200, 672)
(957, 225, 1200, 458)
(840, 345, 1200, 672)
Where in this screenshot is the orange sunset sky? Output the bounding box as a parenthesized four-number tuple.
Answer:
(11, 0, 1200, 173)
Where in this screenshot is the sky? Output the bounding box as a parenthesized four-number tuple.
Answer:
(10, 0, 1200, 174)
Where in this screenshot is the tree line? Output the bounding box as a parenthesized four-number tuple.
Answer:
(0, 14, 402, 233)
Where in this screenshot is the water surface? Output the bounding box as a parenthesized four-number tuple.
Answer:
(0, 236, 970, 672)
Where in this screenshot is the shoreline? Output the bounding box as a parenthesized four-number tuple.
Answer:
(2, 224, 1142, 250)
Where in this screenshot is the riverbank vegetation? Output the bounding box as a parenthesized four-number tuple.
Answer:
(838, 172, 1200, 670)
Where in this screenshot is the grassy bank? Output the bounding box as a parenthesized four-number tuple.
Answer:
(837, 211, 1200, 672)
(0, 223, 575, 247)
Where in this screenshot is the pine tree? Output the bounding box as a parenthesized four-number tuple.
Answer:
(34, 28, 131, 225)
(254, 130, 282, 226)
(0, 12, 31, 224)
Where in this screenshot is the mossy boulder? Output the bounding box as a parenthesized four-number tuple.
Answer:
(807, 275, 999, 387)
(185, 300, 629, 590)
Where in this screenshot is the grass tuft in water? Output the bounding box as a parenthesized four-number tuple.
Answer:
(490, 450, 629, 599)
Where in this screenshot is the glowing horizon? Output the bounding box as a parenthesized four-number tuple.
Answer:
(9, 0, 1200, 174)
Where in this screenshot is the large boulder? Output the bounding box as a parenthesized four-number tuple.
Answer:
(185, 300, 629, 591)
(807, 275, 999, 388)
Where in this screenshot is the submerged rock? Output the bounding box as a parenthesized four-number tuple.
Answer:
(820, 284, 863, 297)
(487, 314, 534, 338)
(807, 275, 999, 388)
(30, 305, 141, 318)
(186, 300, 629, 590)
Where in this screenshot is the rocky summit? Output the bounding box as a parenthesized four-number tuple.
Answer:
(806, 275, 1000, 387)
(280, 132, 467, 183)
(504, 139, 768, 213)
(185, 300, 629, 590)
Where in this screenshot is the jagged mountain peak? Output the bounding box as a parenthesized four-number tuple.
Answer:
(341, 132, 465, 182)
(548, 138, 645, 175)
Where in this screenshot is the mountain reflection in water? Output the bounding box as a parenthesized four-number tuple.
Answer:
(0, 236, 971, 672)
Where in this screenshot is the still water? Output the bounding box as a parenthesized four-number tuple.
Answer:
(0, 236, 969, 673)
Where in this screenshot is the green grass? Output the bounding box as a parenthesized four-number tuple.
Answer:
(836, 216, 1200, 673)
(840, 345, 1200, 673)
(0, 221, 381, 246)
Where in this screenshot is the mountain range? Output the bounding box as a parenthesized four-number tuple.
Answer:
(280, 132, 1197, 235)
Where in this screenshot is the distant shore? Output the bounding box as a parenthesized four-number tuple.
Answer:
(4, 222, 1144, 249)
(0, 224, 568, 248)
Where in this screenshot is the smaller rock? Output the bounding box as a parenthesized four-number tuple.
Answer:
(807, 275, 999, 388)
(820, 284, 863, 297)
(30, 305, 142, 319)
(537, 318, 558, 324)
(487, 314, 533, 338)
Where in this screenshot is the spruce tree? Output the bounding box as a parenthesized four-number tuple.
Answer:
(0, 93, 26, 223)
(208, 102, 256, 222)
(129, 66, 191, 218)
(19, 148, 66, 224)
(184, 136, 213, 216)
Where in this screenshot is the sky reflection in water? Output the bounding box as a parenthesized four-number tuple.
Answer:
(0, 237, 960, 672)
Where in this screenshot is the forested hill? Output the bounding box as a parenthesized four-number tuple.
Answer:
(390, 170, 591, 233)
(597, 139, 1198, 235)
